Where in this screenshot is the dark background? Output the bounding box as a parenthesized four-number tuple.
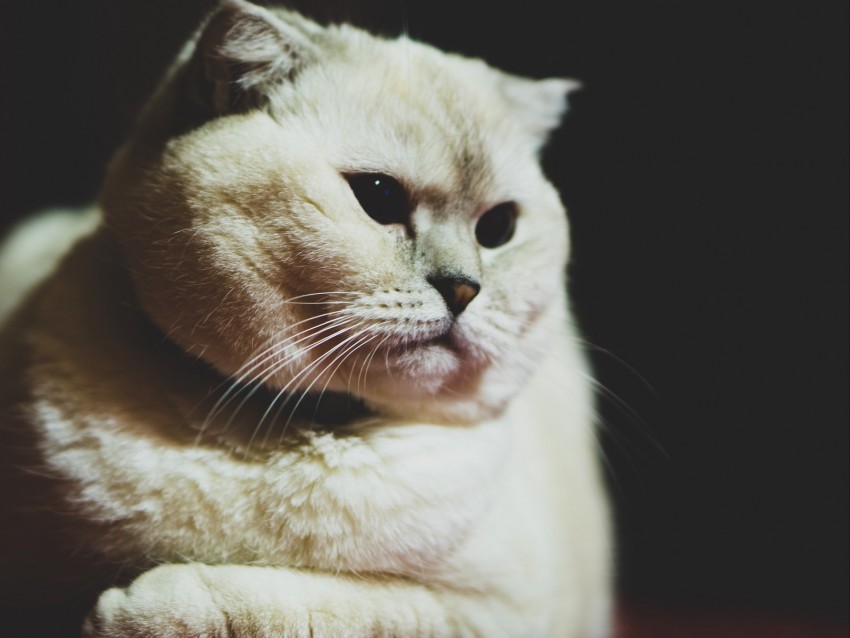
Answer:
(2, 0, 847, 623)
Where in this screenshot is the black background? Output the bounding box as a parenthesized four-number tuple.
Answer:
(1, 0, 847, 621)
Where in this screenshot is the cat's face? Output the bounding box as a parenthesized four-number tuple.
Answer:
(102, 1, 575, 424)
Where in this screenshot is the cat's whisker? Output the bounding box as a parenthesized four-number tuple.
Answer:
(248, 346, 358, 451)
(281, 301, 355, 306)
(579, 371, 667, 460)
(300, 324, 383, 396)
(240, 319, 369, 435)
(353, 343, 373, 396)
(331, 324, 392, 397)
(343, 345, 366, 398)
(249, 324, 377, 450)
(217, 317, 361, 438)
(206, 308, 351, 406)
(209, 309, 354, 393)
(281, 291, 362, 304)
(341, 329, 385, 401)
(533, 331, 669, 462)
(357, 332, 393, 395)
(201, 315, 358, 438)
(281, 326, 385, 436)
(487, 325, 667, 467)
(575, 338, 666, 407)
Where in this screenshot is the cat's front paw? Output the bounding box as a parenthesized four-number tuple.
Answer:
(81, 563, 371, 638)
(82, 562, 460, 638)
(82, 564, 237, 638)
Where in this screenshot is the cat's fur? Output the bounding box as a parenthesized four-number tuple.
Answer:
(0, 1, 612, 636)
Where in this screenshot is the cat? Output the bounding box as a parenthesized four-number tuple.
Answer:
(0, 1, 612, 636)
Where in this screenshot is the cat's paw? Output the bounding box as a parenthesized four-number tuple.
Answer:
(80, 563, 381, 638)
(82, 564, 237, 638)
(82, 562, 462, 637)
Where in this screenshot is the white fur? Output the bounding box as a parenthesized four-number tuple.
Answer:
(0, 207, 98, 322)
(0, 2, 611, 635)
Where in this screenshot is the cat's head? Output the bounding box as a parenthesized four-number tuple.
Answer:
(101, 0, 578, 424)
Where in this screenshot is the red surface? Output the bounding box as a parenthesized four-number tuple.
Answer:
(615, 603, 849, 638)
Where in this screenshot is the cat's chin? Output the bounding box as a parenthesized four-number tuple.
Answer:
(381, 341, 463, 390)
(344, 341, 508, 424)
(311, 337, 467, 409)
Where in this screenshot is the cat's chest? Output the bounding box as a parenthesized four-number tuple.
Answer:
(34, 395, 509, 575)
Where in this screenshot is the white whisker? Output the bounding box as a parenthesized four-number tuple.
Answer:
(198, 312, 357, 438)
(249, 324, 378, 450)
(280, 326, 385, 435)
(359, 331, 393, 394)
(222, 318, 360, 440)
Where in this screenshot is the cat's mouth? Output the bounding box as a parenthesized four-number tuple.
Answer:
(410, 329, 454, 348)
(379, 324, 457, 353)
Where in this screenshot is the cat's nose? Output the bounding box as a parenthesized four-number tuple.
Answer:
(428, 274, 480, 316)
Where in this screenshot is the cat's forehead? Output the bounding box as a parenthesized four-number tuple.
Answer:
(277, 35, 533, 206)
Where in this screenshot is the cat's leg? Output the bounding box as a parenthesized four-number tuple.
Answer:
(81, 562, 528, 638)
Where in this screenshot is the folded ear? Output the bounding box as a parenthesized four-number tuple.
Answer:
(190, 0, 320, 114)
(501, 76, 582, 149)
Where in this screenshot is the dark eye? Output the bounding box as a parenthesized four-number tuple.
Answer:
(475, 202, 518, 248)
(346, 173, 409, 225)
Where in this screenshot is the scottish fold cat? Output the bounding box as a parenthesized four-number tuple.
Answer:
(0, 1, 611, 635)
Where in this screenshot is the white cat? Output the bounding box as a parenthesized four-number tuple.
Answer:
(0, 1, 612, 636)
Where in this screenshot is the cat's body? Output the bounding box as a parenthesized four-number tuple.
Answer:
(0, 2, 611, 636)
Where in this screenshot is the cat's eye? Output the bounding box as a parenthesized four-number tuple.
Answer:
(346, 173, 410, 225)
(475, 202, 518, 248)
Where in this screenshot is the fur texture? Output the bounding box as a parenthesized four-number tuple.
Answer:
(0, 1, 611, 636)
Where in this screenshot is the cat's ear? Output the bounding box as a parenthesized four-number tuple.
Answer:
(190, 0, 320, 114)
(501, 76, 582, 149)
